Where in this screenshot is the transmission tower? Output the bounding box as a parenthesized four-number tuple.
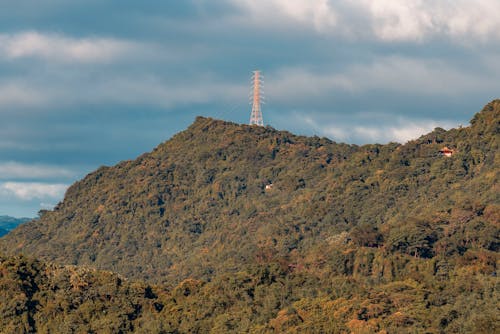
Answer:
(249, 70, 264, 126)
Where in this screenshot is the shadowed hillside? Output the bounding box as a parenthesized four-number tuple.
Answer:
(1, 250, 498, 333)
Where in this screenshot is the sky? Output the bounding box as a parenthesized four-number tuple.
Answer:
(1, 0, 499, 217)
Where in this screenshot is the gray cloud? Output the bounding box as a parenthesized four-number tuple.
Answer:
(0, 82, 50, 108)
(264, 54, 499, 113)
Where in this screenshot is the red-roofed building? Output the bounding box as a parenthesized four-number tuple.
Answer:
(439, 147, 454, 157)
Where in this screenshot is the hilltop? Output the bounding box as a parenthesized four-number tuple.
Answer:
(0, 100, 498, 332)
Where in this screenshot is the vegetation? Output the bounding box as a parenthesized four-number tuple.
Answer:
(1, 252, 498, 333)
(0, 100, 498, 333)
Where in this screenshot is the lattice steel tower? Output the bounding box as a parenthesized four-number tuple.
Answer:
(249, 70, 264, 126)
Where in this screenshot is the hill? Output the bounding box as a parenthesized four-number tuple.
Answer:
(0, 100, 498, 332)
(2, 101, 498, 285)
(1, 101, 498, 285)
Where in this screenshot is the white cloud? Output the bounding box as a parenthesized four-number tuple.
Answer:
(230, 0, 500, 42)
(301, 114, 457, 143)
(0, 31, 141, 63)
(0, 162, 75, 179)
(362, 0, 500, 42)
(352, 121, 443, 143)
(0, 182, 68, 200)
(363, 0, 433, 41)
(233, 0, 338, 31)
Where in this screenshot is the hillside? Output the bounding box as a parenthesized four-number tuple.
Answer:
(1, 250, 497, 333)
(0, 100, 498, 333)
(1, 101, 498, 285)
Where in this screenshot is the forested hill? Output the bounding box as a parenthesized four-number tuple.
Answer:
(0, 100, 498, 333)
(1, 100, 498, 285)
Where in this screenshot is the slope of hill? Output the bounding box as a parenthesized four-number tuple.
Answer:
(0, 100, 498, 333)
(1, 101, 498, 286)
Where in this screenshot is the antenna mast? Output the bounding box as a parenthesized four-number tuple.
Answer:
(249, 70, 264, 126)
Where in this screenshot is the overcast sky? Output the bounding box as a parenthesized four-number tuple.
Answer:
(1, 0, 499, 217)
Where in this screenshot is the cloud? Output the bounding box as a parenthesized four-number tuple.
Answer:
(352, 121, 444, 143)
(300, 114, 457, 143)
(0, 31, 141, 63)
(266, 55, 498, 104)
(362, 0, 433, 41)
(233, 0, 338, 31)
(0, 83, 50, 107)
(362, 0, 500, 42)
(87, 75, 248, 108)
(0, 72, 248, 110)
(230, 0, 500, 42)
(0, 182, 68, 200)
(0, 162, 76, 180)
(339, 56, 494, 95)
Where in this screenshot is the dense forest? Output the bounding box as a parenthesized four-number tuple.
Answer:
(0, 100, 498, 333)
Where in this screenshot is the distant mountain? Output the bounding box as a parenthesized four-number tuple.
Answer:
(0, 100, 498, 333)
(0, 216, 31, 237)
